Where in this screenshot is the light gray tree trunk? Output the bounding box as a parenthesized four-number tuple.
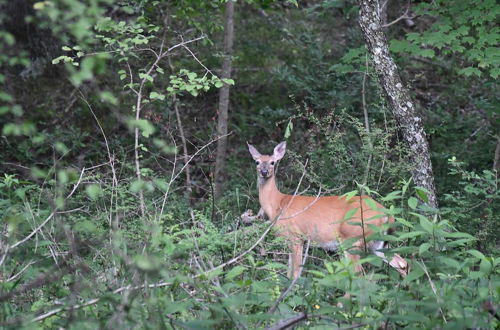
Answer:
(214, 0, 235, 200)
(493, 137, 500, 173)
(358, 0, 438, 208)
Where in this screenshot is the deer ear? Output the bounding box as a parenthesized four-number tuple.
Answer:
(273, 141, 287, 161)
(247, 142, 262, 161)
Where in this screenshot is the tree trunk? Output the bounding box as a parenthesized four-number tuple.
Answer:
(493, 137, 500, 173)
(214, 0, 235, 200)
(358, 0, 438, 208)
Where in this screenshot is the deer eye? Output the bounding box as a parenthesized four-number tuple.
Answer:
(255, 161, 260, 165)
(270, 161, 275, 165)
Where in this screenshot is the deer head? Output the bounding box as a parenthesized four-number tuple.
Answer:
(247, 141, 286, 183)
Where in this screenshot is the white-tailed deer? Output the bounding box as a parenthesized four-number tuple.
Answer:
(248, 141, 408, 279)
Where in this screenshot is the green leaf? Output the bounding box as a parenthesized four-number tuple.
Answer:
(479, 259, 492, 274)
(364, 198, 379, 210)
(458, 67, 481, 77)
(419, 217, 434, 234)
(382, 191, 402, 202)
(86, 184, 103, 200)
(407, 197, 418, 210)
(398, 231, 426, 240)
(342, 207, 358, 222)
(134, 255, 160, 271)
(226, 266, 246, 280)
(342, 190, 358, 202)
(395, 217, 414, 228)
(415, 187, 429, 203)
(402, 263, 424, 284)
(438, 256, 461, 270)
(418, 243, 431, 255)
(490, 67, 500, 79)
(467, 249, 486, 261)
(127, 119, 155, 138)
(222, 78, 235, 85)
(149, 91, 165, 100)
(214, 80, 223, 88)
(75, 220, 98, 233)
(139, 72, 154, 83)
(469, 271, 485, 279)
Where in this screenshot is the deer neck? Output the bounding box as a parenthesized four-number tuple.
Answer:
(258, 175, 284, 220)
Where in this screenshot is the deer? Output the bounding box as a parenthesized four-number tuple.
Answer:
(247, 141, 409, 280)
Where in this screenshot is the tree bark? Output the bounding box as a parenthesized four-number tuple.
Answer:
(358, 0, 438, 208)
(214, 0, 235, 200)
(493, 137, 500, 173)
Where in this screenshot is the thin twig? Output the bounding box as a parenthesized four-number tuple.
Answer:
(382, 3, 412, 28)
(418, 259, 447, 323)
(5, 260, 37, 282)
(167, 56, 192, 196)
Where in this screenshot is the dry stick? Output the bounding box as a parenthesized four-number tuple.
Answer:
(265, 312, 307, 330)
(6, 261, 37, 282)
(418, 259, 447, 323)
(167, 57, 192, 195)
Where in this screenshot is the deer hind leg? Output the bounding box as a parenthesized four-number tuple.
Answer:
(288, 241, 304, 279)
(369, 240, 409, 277)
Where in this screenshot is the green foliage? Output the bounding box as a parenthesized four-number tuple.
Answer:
(281, 103, 411, 193)
(442, 157, 500, 251)
(1, 170, 497, 328)
(1, 0, 499, 328)
(390, 0, 500, 78)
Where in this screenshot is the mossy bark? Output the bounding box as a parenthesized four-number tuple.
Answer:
(358, 0, 438, 208)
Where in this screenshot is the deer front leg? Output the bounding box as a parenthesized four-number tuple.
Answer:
(288, 242, 304, 279)
(344, 239, 365, 275)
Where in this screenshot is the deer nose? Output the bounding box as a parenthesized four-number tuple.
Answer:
(260, 169, 269, 177)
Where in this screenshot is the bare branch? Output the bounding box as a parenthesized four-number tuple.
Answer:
(382, 3, 413, 28)
(265, 312, 307, 330)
